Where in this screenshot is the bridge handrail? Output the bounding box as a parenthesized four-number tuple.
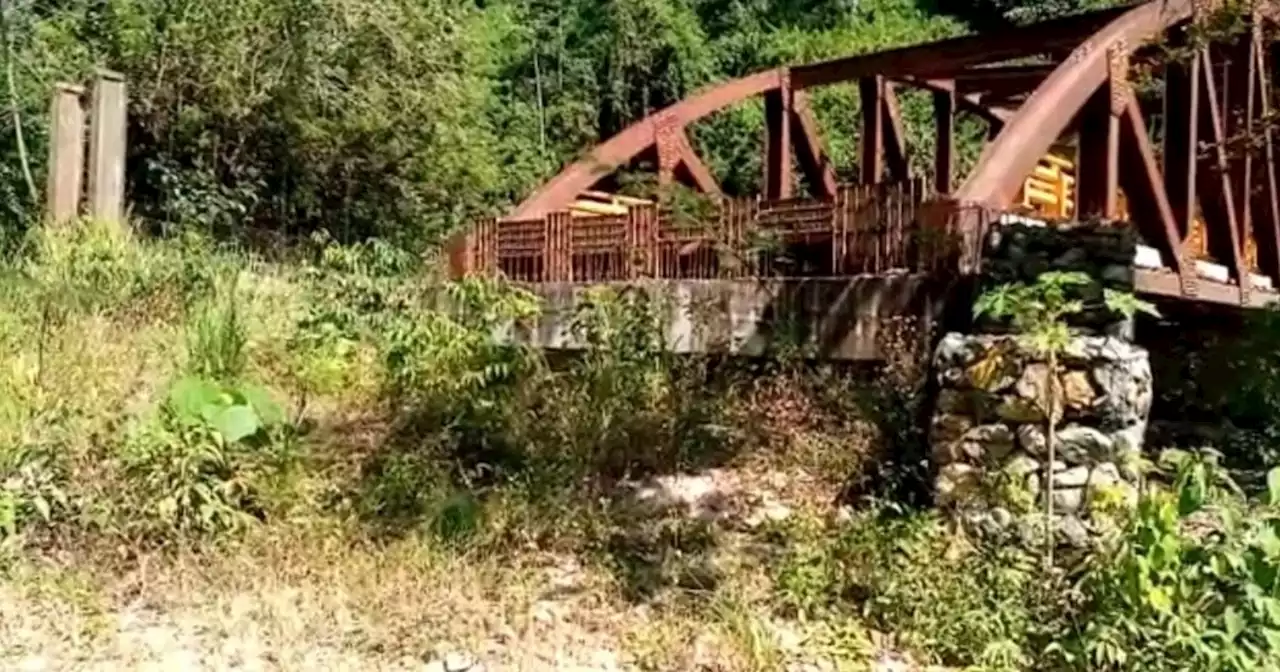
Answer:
(449, 179, 994, 283)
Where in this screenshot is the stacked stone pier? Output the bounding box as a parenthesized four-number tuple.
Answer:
(931, 333, 1152, 547)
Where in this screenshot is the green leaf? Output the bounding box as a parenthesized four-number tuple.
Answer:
(1148, 586, 1173, 613)
(167, 376, 223, 422)
(240, 384, 284, 427)
(1225, 607, 1245, 641)
(1268, 468, 1280, 507)
(1179, 464, 1207, 516)
(210, 405, 262, 443)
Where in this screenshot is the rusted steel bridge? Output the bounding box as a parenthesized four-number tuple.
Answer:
(450, 0, 1280, 343)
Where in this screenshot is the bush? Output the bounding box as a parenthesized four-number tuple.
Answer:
(120, 376, 293, 539)
(0, 439, 70, 547)
(1051, 453, 1280, 671)
(771, 510, 1041, 668)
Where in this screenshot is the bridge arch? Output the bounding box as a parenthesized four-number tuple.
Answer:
(464, 1, 1280, 310)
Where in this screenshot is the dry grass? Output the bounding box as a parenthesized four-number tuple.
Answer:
(0, 507, 856, 671)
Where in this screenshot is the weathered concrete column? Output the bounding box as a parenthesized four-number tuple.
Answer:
(87, 70, 126, 223)
(45, 83, 86, 225)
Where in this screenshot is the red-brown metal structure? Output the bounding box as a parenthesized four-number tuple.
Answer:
(452, 0, 1280, 309)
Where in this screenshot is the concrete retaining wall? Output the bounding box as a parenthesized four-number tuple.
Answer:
(515, 275, 943, 361)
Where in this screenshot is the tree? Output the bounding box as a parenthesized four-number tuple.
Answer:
(974, 271, 1158, 566)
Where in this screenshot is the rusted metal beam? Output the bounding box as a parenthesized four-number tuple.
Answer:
(955, 65, 1056, 98)
(764, 72, 794, 199)
(1135, 267, 1278, 307)
(671, 130, 722, 196)
(1119, 93, 1183, 273)
(860, 76, 885, 185)
(934, 86, 956, 195)
(513, 69, 784, 219)
(1164, 30, 1200, 241)
(957, 0, 1198, 209)
(790, 6, 1130, 89)
(1198, 48, 1248, 294)
(791, 92, 839, 199)
(1253, 27, 1280, 282)
(883, 82, 910, 182)
(1226, 28, 1256, 275)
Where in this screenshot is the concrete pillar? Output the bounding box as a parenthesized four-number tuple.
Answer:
(45, 83, 85, 225)
(87, 70, 126, 223)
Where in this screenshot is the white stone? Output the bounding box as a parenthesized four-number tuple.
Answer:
(1195, 259, 1230, 283)
(1133, 244, 1163, 269)
(1018, 424, 1047, 456)
(1004, 453, 1040, 477)
(1110, 423, 1146, 456)
(1052, 488, 1085, 513)
(1056, 425, 1114, 463)
(444, 652, 475, 671)
(1056, 516, 1092, 548)
(1055, 466, 1091, 489)
(1089, 462, 1122, 489)
(937, 463, 980, 505)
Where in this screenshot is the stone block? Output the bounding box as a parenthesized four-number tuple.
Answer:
(1056, 425, 1114, 464)
(1017, 424, 1048, 456)
(961, 424, 1015, 463)
(1060, 370, 1097, 410)
(1004, 453, 1040, 477)
(937, 463, 980, 506)
(1055, 466, 1091, 489)
(1052, 487, 1085, 514)
(997, 397, 1045, 423)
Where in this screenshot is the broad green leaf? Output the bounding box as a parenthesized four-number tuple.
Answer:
(1268, 467, 1280, 507)
(1225, 607, 1245, 640)
(240, 384, 284, 427)
(210, 405, 262, 443)
(167, 377, 223, 422)
(1179, 464, 1207, 516)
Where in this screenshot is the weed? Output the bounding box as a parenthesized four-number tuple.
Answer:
(185, 274, 249, 382)
(120, 376, 292, 539)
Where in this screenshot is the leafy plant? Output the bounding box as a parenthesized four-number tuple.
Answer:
(0, 443, 68, 545)
(185, 274, 248, 382)
(974, 271, 1158, 565)
(1049, 454, 1280, 670)
(121, 376, 290, 538)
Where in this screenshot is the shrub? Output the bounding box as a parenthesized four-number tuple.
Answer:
(1050, 453, 1280, 671)
(120, 376, 292, 539)
(0, 439, 70, 548)
(185, 274, 249, 382)
(769, 509, 1042, 668)
(381, 276, 542, 422)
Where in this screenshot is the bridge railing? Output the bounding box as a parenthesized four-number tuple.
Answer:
(450, 179, 990, 282)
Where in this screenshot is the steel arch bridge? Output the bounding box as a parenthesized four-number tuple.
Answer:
(451, 0, 1280, 311)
